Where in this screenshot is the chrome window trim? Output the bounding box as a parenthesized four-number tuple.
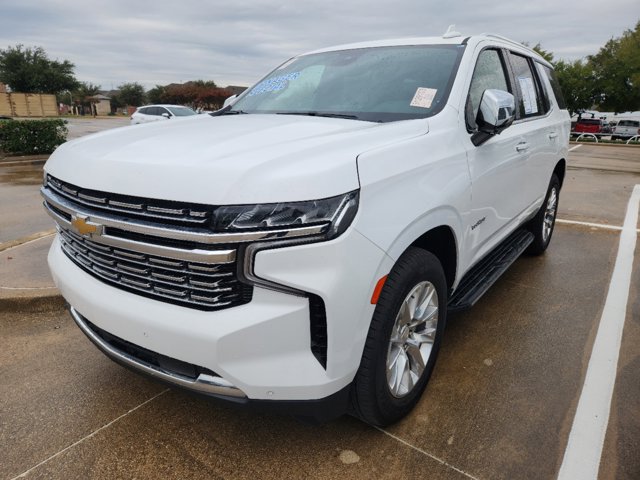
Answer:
(42, 186, 328, 245)
(70, 307, 246, 398)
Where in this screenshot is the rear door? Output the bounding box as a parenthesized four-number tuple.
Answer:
(505, 51, 555, 209)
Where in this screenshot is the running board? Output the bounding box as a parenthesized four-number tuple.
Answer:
(448, 229, 534, 312)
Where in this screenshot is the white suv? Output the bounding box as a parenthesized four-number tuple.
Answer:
(130, 104, 197, 125)
(43, 32, 569, 425)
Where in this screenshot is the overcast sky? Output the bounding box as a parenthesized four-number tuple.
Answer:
(1, 0, 638, 90)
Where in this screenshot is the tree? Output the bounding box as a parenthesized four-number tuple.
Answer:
(153, 80, 231, 109)
(146, 84, 166, 104)
(0, 45, 78, 93)
(118, 82, 146, 106)
(554, 59, 596, 115)
(589, 21, 640, 112)
(73, 82, 101, 103)
(532, 43, 554, 63)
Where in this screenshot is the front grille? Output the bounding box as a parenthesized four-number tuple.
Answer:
(46, 175, 212, 227)
(59, 227, 252, 310)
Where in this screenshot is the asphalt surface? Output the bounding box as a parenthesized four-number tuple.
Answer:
(1, 128, 639, 479)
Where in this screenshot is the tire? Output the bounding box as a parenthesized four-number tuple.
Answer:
(526, 173, 560, 255)
(350, 248, 447, 426)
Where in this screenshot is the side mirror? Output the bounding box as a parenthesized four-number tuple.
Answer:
(162, 112, 171, 119)
(472, 89, 515, 146)
(223, 95, 237, 108)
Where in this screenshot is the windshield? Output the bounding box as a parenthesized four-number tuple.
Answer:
(230, 45, 465, 123)
(167, 106, 196, 116)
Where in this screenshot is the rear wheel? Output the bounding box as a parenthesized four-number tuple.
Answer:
(526, 174, 560, 255)
(351, 248, 447, 426)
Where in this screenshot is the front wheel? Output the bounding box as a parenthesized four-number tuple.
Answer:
(526, 173, 560, 255)
(350, 248, 447, 426)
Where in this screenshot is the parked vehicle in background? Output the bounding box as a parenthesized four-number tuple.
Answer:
(573, 118, 603, 135)
(611, 119, 640, 140)
(43, 32, 569, 426)
(600, 121, 613, 134)
(131, 105, 197, 125)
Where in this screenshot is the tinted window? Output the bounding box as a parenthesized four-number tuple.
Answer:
(466, 49, 510, 129)
(167, 106, 196, 117)
(138, 107, 150, 115)
(508, 53, 544, 118)
(541, 65, 567, 110)
(579, 119, 601, 125)
(618, 120, 640, 127)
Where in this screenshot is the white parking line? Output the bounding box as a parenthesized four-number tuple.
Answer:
(556, 218, 640, 233)
(11, 389, 169, 480)
(375, 427, 480, 480)
(568, 144, 582, 152)
(557, 184, 640, 480)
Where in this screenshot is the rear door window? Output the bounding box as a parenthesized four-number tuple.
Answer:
(508, 52, 546, 118)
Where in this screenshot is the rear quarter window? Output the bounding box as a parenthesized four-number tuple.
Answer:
(541, 65, 567, 110)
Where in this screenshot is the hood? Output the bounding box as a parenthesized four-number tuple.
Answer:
(45, 114, 427, 204)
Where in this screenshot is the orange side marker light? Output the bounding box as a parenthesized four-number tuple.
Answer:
(371, 275, 388, 304)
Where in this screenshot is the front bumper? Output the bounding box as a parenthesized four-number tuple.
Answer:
(49, 227, 393, 402)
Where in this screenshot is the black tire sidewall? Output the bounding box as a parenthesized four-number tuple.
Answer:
(354, 248, 447, 425)
(527, 173, 560, 255)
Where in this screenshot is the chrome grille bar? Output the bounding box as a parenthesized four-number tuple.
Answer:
(58, 227, 243, 309)
(46, 175, 210, 224)
(42, 185, 328, 245)
(44, 200, 236, 265)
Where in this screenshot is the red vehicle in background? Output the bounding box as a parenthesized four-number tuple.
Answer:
(573, 118, 603, 134)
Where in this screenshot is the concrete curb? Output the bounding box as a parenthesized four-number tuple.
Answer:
(569, 140, 640, 148)
(0, 230, 56, 252)
(0, 154, 50, 164)
(0, 293, 65, 314)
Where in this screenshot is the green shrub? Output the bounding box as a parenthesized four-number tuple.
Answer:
(0, 119, 68, 155)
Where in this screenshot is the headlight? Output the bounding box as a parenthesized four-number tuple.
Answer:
(213, 190, 359, 240)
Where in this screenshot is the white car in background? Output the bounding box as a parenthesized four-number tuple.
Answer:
(130, 104, 197, 125)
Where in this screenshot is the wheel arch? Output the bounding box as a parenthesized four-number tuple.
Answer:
(409, 225, 458, 293)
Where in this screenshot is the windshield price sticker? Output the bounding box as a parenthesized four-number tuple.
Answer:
(248, 72, 301, 96)
(410, 87, 438, 109)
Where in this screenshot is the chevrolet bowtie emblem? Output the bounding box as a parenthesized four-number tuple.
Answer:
(71, 215, 101, 236)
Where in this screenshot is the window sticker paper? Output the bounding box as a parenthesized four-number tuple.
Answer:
(248, 72, 301, 96)
(518, 77, 538, 115)
(410, 87, 438, 109)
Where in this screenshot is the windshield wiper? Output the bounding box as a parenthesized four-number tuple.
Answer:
(276, 111, 360, 120)
(209, 105, 248, 116)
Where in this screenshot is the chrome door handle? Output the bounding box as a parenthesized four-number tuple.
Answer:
(548, 132, 558, 139)
(516, 142, 530, 152)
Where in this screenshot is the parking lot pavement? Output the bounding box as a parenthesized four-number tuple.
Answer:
(567, 144, 640, 174)
(1, 143, 638, 479)
(0, 162, 52, 245)
(65, 117, 130, 140)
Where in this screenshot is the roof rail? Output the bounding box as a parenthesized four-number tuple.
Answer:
(480, 33, 530, 50)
